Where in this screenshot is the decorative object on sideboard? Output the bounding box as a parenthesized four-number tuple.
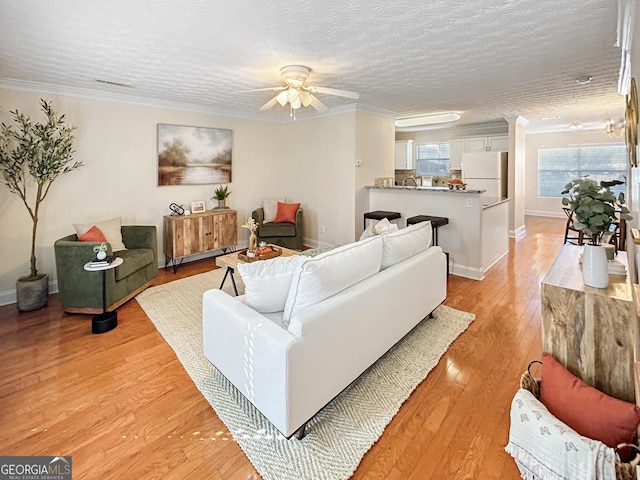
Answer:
(212, 184, 231, 209)
(169, 203, 185, 215)
(157, 124, 232, 186)
(562, 178, 632, 288)
(0, 99, 83, 311)
(241, 217, 258, 254)
(191, 200, 205, 213)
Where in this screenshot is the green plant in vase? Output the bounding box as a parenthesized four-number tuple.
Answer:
(0, 98, 83, 310)
(562, 178, 632, 288)
(212, 184, 231, 209)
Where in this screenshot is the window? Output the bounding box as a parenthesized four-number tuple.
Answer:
(538, 145, 627, 198)
(415, 143, 450, 176)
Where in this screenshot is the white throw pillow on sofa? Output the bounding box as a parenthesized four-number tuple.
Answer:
(237, 254, 307, 314)
(380, 221, 432, 270)
(283, 236, 383, 329)
(73, 217, 127, 251)
(262, 198, 285, 223)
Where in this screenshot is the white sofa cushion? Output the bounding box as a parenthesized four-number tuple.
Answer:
(380, 221, 432, 269)
(237, 254, 307, 314)
(283, 236, 383, 329)
(73, 217, 126, 251)
(262, 198, 285, 223)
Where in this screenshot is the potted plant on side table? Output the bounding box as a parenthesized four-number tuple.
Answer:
(0, 99, 83, 311)
(562, 178, 632, 288)
(212, 184, 231, 209)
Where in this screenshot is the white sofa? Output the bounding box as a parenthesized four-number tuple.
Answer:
(202, 221, 447, 438)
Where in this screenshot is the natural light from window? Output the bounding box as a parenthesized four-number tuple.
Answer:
(537, 145, 627, 198)
(415, 143, 450, 177)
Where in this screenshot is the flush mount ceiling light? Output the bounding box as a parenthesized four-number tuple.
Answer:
(575, 76, 593, 85)
(395, 112, 461, 128)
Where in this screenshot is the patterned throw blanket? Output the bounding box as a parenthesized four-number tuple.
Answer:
(505, 389, 616, 480)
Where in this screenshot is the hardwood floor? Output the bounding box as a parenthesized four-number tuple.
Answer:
(0, 215, 566, 479)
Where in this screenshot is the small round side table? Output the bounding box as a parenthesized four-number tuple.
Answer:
(83, 256, 124, 334)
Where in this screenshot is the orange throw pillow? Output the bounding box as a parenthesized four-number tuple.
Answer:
(539, 352, 640, 449)
(275, 202, 300, 224)
(77, 225, 107, 242)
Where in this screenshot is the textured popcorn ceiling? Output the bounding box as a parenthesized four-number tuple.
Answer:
(0, 0, 630, 132)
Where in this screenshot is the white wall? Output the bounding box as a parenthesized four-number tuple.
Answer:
(355, 112, 396, 239)
(524, 130, 627, 217)
(0, 88, 394, 303)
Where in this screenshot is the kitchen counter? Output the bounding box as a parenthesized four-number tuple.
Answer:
(366, 185, 485, 194)
(482, 197, 511, 209)
(367, 186, 509, 280)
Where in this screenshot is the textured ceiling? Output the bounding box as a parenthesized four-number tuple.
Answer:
(0, 0, 631, 132)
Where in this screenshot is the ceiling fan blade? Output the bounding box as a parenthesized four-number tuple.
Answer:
(309, 95, 329, 113)
(307, 85, 359, 99)
(237, 86, 287, 93)
(259, 96, 279, 111)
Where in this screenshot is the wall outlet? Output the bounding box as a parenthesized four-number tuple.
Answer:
(320, 225, 326, 234)
(466, 198, 473, 208)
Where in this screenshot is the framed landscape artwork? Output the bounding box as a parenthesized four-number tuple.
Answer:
(157, 124, 232, 186)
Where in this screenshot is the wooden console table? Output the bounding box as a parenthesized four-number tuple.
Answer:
(163, 209, 237, 272)
(541, 244, 638, 403)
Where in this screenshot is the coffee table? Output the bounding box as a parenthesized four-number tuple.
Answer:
(215, 246, 298, 295)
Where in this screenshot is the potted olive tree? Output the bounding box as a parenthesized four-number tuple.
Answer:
(212, 184, 231, 209)
(562, 178, 632, 288)
(0, 99, 83, 311)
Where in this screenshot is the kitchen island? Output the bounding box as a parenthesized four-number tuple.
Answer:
(367, 185, 510, 280)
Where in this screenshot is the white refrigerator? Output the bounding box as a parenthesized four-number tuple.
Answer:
(461, 151, 508, 198)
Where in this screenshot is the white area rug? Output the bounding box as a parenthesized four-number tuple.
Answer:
(136, 268, 474, 480)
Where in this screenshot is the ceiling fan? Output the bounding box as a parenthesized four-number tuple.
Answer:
(247, 65, 359, 118)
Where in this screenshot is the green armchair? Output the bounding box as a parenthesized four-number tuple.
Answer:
(54, 225, 158, 314)
(251, 207, 304, 250)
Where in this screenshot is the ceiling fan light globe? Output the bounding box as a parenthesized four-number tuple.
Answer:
(291, 98, 302, 109)
(276, 90, 288, 106)
(287, 88, 299, 103)
(299, 90, 312, 106)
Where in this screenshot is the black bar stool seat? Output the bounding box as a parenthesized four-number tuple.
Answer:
(363, 210, 401, 229)
(406, 215, 449, 245)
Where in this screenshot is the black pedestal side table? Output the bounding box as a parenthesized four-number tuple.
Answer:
(83, 256, 123, 334)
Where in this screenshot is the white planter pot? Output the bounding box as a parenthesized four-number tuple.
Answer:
(582, 244, 609, 288)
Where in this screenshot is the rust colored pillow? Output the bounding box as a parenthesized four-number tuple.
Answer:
(77, 225, 107, 242)
(275, 202, 300, 224)
(539, 352, 640, 449)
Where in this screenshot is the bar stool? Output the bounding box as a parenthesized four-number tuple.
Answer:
(363, 210, 401, 229)
(406, 215, 449, 245)
(406, 215, 450, 275)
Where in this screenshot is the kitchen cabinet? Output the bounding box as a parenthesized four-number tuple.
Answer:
(448, 139, 465, 169)
(464, 135, 508, 152)
(163, 209, 237, 272)
(395, 140, 414, 169)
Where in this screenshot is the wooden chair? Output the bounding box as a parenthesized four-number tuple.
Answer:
(562, 208, 584, 245)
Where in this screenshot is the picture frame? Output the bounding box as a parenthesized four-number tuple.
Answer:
(157, 124, 233, 186)
(191, 201, 205, 213)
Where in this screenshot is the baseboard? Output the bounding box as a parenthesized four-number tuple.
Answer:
(0, 279, 59, 307)
(525, 210, 565, 218)
(450, 264, 484, 281)
(509, 225, 527, 238)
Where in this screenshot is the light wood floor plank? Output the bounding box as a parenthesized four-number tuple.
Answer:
(0, 215, 566, 478)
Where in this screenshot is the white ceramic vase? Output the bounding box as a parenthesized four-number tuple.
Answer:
(582, 244, 609, 288)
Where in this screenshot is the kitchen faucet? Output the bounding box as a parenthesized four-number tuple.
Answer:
(402, 176, 418, 186)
